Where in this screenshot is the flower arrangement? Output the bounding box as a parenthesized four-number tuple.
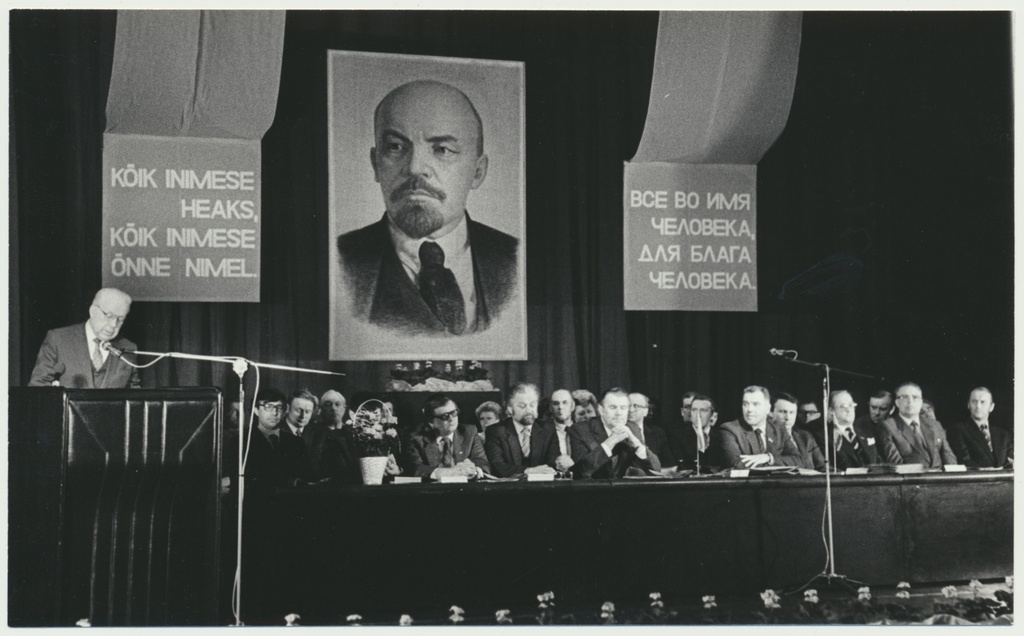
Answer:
(398, 614, 413, 626)
(857, 586, 872, 602)
(348, 399, 400, 457)
(448, 606, 465, 624)
(804, 589, 819, 604)
(896, 582, 911, 599)
(760, 589, 781, 609)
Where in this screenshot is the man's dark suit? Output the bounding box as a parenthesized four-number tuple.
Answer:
(484, 419, 557, 477)
(811, 426, 881, 471)
(568, 418, 662, 478)
(666, 421, 715, 472)
(791, 428, 826, 471)
(403, 425, 490, 477)
(947, 420, 1013, 468)
(715, 419, 803, 469)
(877, 415, 957, 468)
(29, 323, 140, 388)
(637, 422, 672, 468)
(278, 426, 316, 483)
(337, 212, 518, 335)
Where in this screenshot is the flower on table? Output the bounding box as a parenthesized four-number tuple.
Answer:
(75, 618, 91, 627)
(941, 585, 958, 599)
(804, 589, 819, 604)
(760, 589, 781, 609)
(702, 595, 717, 609)
(495, 609, 512, 624)
(896, 582, 911, 599)
(969, 579, 983, 597)
(600, 601, 616, 619)
(537, 591, 555, 608)
(649, 592, 664, 608)
(449, 605, 465, 623)
(398, 614, 414, 626)
(857, 586, 871, 602)
(284, 613, 301, 626)
(346, 614, 362, 625)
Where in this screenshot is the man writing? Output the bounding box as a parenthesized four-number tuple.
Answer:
(29, 287, 141, 388)
(715, 386, 802, 469)
(337, 80, 518, 336)
(569, 387, 662, 478)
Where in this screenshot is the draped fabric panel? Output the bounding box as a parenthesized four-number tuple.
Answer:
(10, 11, 1013, 427)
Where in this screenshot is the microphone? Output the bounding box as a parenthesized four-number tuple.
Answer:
(769, 348, 785, 356)
(50, 362, 66, 386)
(101, 341, 125, 358)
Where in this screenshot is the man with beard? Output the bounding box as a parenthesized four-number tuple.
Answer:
(548, 388, 576, 474)
(569, 388, 662, 478)
(485, 382, 557, 477)
(337, 80, 518, 336)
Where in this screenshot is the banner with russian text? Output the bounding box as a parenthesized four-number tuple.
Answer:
(102, 134, 261, 302)
(624, 163, 756, 311)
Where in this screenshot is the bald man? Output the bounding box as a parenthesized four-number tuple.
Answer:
(29, 287, 141, 388)
(337, 79, 518, 336)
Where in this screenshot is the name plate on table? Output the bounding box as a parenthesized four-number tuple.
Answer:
(438, 475, 469, 484)
(730, 469, 750, 478)
(943, 464, 967, 472)
(845, 467, 869, 475)
(526, 473, 556, 482)
(392, 476, 422, 485)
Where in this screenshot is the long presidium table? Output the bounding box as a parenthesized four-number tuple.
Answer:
(270, 470, 1012, 622)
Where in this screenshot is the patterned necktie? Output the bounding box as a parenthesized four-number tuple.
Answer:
(979, 423, 992, 451)
(441, 437, 454, 467)
(91, 338, 104, 371)
(755, 428, 766, 454)
(419, 242, 466, 335)
(520, 427, 531, 457)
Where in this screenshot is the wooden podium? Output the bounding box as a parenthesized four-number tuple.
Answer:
(9, 387, 223, 626)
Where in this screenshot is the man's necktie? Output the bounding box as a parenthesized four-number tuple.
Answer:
(520, 427, 531, 457)
(269, 435, 279, 449)
(419, 242, 466, 335)
(441, 437, 454, 467)
(91, 338, 104, 371)
(910, 421, 927, 452)
(756, 428, 766, 454)
(844, 428, 858, 448)
(980, 422, 993, 452)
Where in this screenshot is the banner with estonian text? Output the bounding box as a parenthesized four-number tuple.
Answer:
(101, 134, 261, 302)
(624, 163, 756, 312)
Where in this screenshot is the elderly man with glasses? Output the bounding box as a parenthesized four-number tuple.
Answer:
(404, 392, 490, 479)
(30, 287, 141, 388)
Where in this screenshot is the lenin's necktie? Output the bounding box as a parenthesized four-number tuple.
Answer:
(419, 242, 466, 335)
(91, 338, 104, 371)
(520, 427, 531, 457)
(441, 438, 454, 467)
(980, 423, 993, 452)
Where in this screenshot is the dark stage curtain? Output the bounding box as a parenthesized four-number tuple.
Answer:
(10, 11, 1013, 427)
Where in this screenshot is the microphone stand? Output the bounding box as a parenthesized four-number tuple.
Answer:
(122, 348, 344, 626)
(769, 351, 877, 593)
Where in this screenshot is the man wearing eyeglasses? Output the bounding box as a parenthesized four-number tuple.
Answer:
(484, 382, 557, 477)
(877, 382, 957, 468)
(811, 390, 881, 472)
(404, 393, 489, 479)
(29, 287, 141, 388)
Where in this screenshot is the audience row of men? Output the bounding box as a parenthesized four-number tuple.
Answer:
(231, 381, 1011, 491)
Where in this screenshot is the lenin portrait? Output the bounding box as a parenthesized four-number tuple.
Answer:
(328, 51, 526, 361)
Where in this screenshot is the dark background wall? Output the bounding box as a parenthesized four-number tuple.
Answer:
(10, 11, 1013, 428)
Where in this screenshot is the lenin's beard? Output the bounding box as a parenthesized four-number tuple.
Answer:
(388, 177, 448, 239)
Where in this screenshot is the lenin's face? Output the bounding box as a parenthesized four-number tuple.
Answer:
(372, 81, 488, 240)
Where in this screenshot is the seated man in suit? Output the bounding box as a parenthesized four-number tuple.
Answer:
(569, 387, 662, 478)
(877, 382, 957, 468)
(715, 385, 803, 469)
(627, 391, 671, 467)
(666, 393, 719, 473)
(813, 389, 881, 471)
(547, 388, 577, 474)
(947, 386, 1013, 468)
(336, 80, 518, 336)
(404, 393, 490, 479)
(485, 382, 557, 477)
(772, 391, 824, 471)
(29, 287, 141, 388)
(277, 389, 318, 484)
(852, 389, 894, 441)
(241, 388, 292, 495)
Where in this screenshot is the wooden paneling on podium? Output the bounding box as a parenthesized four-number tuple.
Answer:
(9, 388, 222, 626)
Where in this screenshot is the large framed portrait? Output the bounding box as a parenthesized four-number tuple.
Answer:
(328, 50, 526, 361)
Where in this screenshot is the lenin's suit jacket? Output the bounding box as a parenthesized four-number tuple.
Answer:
(568, 418, 662, 478)
(811, 425, 881, 471)
(337, 212, 518, 335)
(29, 323, 140, 388)
(947, 420, 1013, 468)
(714, 419, 803, 469)
(484, 418, 557, 477)
(877, 415, 957, 468)
(403, 425, 491, 477)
